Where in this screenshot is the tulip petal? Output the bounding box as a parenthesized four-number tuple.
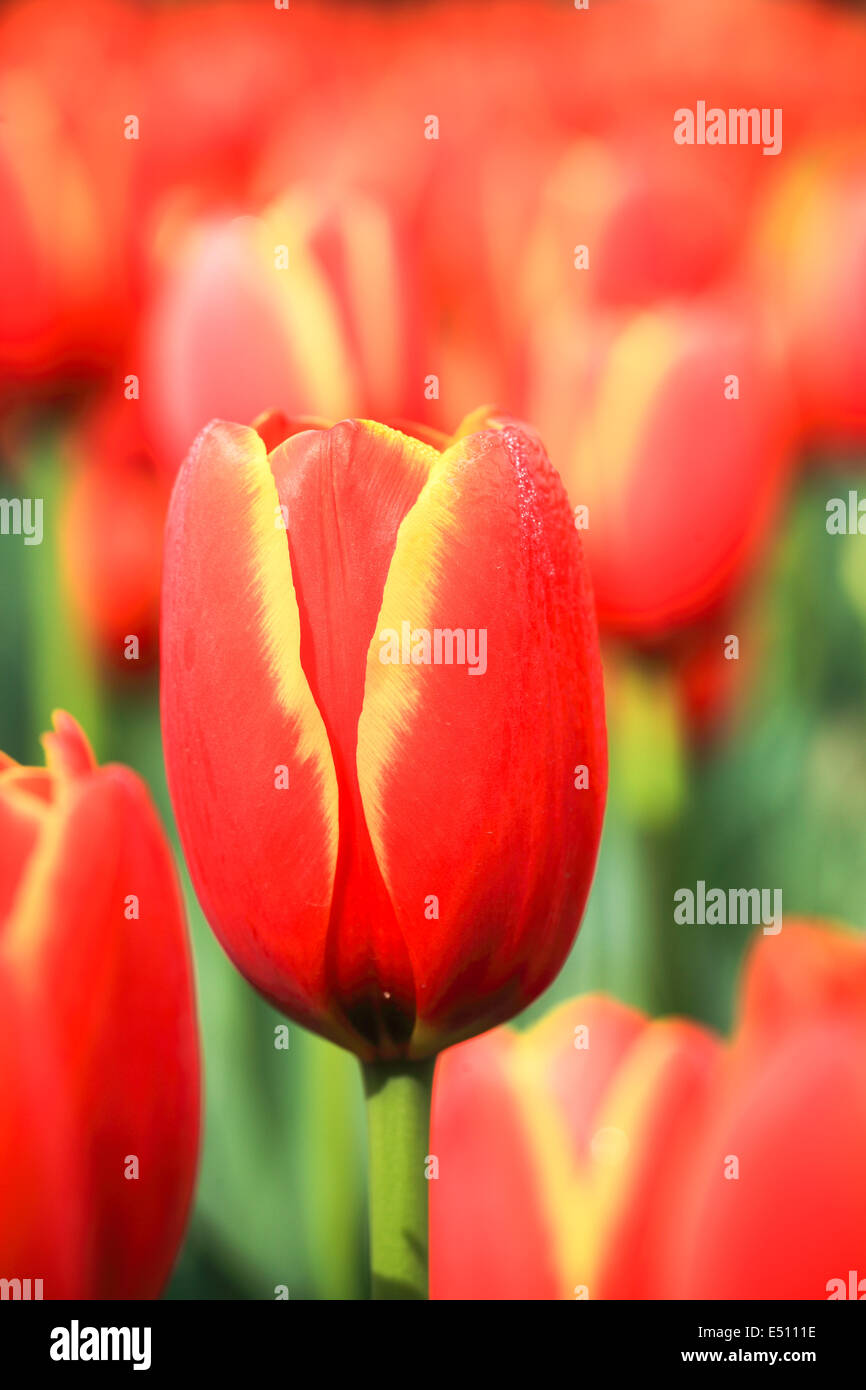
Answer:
(0, 967, 87, 1296)
(269, 419, 438, 1053)
(357, 422, 607, 1055)
(734, 918, 866, 1053)
(41, 709, 96, 779)
(161, 420, 343, 1040)
(0, 784, 45, 928)
(514, 998, 719, 1299)
(665, 1019, 866, 1299)
(430, 1030, 560, 1299)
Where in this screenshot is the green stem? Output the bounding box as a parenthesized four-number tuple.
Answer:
(361, 1057, 436, 1300)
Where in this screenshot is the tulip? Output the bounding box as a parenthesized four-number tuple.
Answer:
(143, 188, 420, 474)
(430, 920, 866, 1300)
(161, 408, 607, 1061)
(161, 407, 606, 1297)
(0, 713, 200, 1298)
(528, 302, 796, 644)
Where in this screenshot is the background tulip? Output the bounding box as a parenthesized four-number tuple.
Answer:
(143, 189, 419, 476)
(529, 302, 796, 644)
(0, 712, 200, 1298)
(431, 921, 866, 1300)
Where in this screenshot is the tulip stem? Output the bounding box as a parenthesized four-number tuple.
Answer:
(361, 1057, 436, 1300)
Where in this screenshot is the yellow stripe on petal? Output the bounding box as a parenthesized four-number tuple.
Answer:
(577, 312, 681, 505)
(260, 195, 362, 419)
(240, 429, 339, 793)
(355, 435, 470, 873)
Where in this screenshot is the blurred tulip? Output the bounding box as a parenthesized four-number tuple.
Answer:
(529, 302, 796, 643)
(0, 713, 200, 1297)
(754, 145, 866, 449)
(659, 921, 866, 1299)
(144, 188, 420, 475)
(0, 0, 141, 404)
(162, 409, 606, 1060)
(430, 993, 718, 1299)
(60, 398, 168, 672)
(521, 138, 744, 319)
(431, 920, 866, 1300)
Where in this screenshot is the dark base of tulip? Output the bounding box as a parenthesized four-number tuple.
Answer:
(361, 1056, 436, 1301)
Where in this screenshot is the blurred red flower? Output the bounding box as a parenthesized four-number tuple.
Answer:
(143, 188, 422, 474)
(529, 301, 796, 644)
(431, 920, 866, 1300)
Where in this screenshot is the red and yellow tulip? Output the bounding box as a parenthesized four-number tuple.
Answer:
(529, 302, 796, 643)
(161, 409, 607, 1060)
(0, 713, 200, 1297)
(143, 188, 420, 475)
(430, 920, 866, 1299)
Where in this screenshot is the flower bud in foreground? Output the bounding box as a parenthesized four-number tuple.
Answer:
(0, 713, 200, 1298)
(161, 411, 607, 1060)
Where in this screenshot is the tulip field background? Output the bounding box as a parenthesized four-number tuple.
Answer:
(2, 0, 866, 1301)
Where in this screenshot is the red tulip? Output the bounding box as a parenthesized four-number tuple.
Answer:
(0, 713, 200, 1297)
(659, 922, 866, 1299)
(161, 409, 606, 1060)
(431, 921, 866, 1300)
(143, 188, 421, 475)
(529, 301, 796, 643)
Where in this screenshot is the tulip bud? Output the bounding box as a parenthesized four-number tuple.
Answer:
(162, 410, 607, 1060)
(0, 713, 200, 1298)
